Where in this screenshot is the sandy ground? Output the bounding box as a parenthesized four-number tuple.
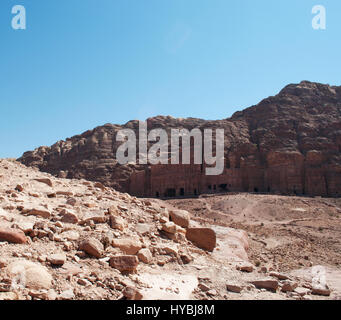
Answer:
(167, 192, 341, 299)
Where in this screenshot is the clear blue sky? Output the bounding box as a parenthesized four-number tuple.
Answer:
(0, 0, 340, 158)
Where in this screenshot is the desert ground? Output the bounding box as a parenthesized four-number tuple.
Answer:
(0, 159, 340, 300)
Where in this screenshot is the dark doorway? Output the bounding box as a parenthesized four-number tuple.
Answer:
(180, 188, 185, 196)
(267, 186, 271, 193)
(194, 189, 197, 195)
(165, 188, 176, 197)
(254, 187, 259, 192)
(155, 192, 159, 198)
(219, 184, 228, 191)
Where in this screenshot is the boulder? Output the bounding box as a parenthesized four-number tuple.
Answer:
(281, 281, 298, 293)
(237, 263, 254, 273)
(109, 215, 126, 231)
(15, 221, 34, 234)
(27, 207, 51, 219)
(169, 209, 190, 228)
(112, 239, 142, 255)
(162, 222, 177, 234)
(123, 286, 143, 300)
(312, 284, 331, 296)
(250, 279, 279, 292)
(109, 255, 139, 273)
(79, 238, 103, 258)
(48, 253, 66, 266)
(81, 211, 107, 224)
(135, 223, 152, 235)
(60, 209, 79, 224)
(186, 228, 216, 252)
(34, 178, 53, 187)
(60, 230, 80, 241)
(226, 283, 243, 293)
(137, 248, 153, 264)
(0, 227, 27, 244)
(6, 260, 52, 290)
(294, 287, 311, 296)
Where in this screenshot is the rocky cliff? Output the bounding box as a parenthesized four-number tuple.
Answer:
(18, 81, 341, 197)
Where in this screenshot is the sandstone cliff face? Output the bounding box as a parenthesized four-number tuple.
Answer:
(18, 81, 341, 197)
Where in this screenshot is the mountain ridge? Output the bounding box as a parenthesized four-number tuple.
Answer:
(18, 81, 341, 197)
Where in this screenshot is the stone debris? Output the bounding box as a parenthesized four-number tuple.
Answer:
(294, 287, 311, 297)
(60, 209, 79, 224)
(169, 209, 190, 228)
(109, 255, 139, 273)
(122, 286, 143, 300)
(137, 248, 153, 264)
(48, 253, 66, 266)
(281, 281, 298, 293)
(186, 228, 216, 252)
(0, 227, 27, 244)
(34, 178, 53, 187)
(250, 279, 279, 292)
(6, 260, 53, 290)
(226, 283, 243, 293)
(112, 239, 142, 255)
(237, 263, 254, 273)
(0, 159, 339, 301)
(312, 284, 331, 296)
(79, 238, 104, 258)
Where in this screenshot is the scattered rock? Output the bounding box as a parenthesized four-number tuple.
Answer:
(312, 284, 331, 296)
(269, 271, 289, 280)
(135, 223, 152, 235)
(0, 227, 27, 244)
(0, 258, 8, 268)
(110, 215, 126, 231)
(15, 221, 34, 234)
(186, 228, 216, 252)
(0, 292, 18, 300)
(137, 248, 153, 264)
(34, 178, 53, 187)
(207, 289, 217, 296)
(294, 287, 311, 297)
(281, 281, 298, 293)
(180, 252, 193, 264)
(58, 289, 75, 300)
(81, 211, 107, 224)
(48, 253, 66, 266)
(60, 209, 79, 224)
(79, 238, 103, 258)
(169, 209, 190, 228)
(109, 255, 139, 273)
(123, 286, 143, 300)
(66, 198, 77, 206)
(226, 283, 243, 293)
(15, 185, 24, 192)
(162, 222, 177, 234)
(6, 260, 52, 290)
(27, 207, 51, 219)
(198, 283, 210, 292)
(250, 279, 279, 292)
(112, 239, 142, 255)
(237, 263, 254, 273)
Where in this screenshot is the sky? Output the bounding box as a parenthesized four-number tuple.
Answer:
(0, 0, 340, 158)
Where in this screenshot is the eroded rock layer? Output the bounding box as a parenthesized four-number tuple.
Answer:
(18, 81, 341, 197)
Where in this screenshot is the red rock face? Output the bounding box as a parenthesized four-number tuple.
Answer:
(18, 81, 341, 198)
